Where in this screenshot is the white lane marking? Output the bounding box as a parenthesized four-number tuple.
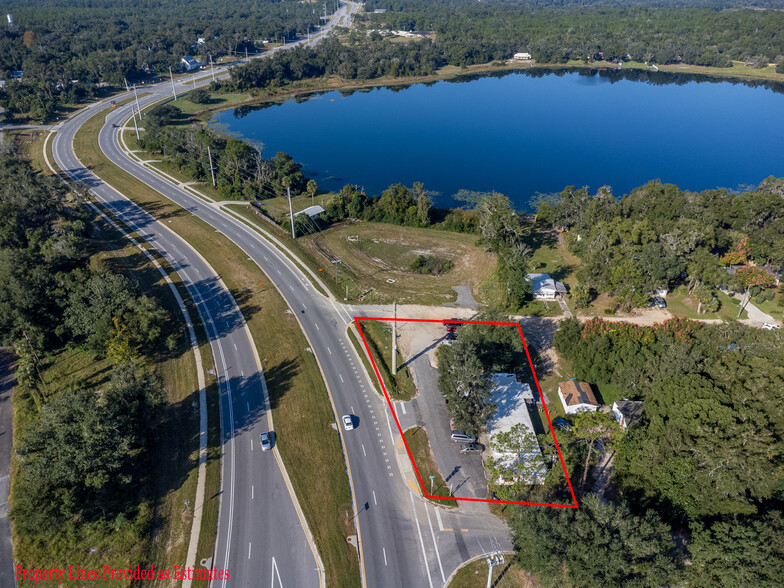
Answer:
(271, 556, 283, 587)
(302, 304, 307, 311)
(373, 491, 377, 506)
(385, 408, 395, 441)
(252, 485, 254, 500)
(241, 370, 245, 377)
(327, 347, 332, 355)
(234, 343, 237, 351)
(248, 542, 252, 559)
(314, 323, 320, 331)
(251, 438, 254, 451)
(435, 507, 444, 532)
(383, 547, 388, 566)
(362, 444, 366, 457)
(401, 402, 407, 415)
(410, 493, 434, 588)
(425, 503, 446, 583)
(339, 374, 344, 383)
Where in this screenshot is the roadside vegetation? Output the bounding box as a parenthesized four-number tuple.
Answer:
(72, 103, 360, 586)
(403, 427, 457, 506)
(356, 320, 417, 402)
(0, 150, 211, 579)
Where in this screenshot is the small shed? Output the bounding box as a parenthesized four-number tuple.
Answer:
(293, 205, 326, 219)
(513, 52, 532, 60)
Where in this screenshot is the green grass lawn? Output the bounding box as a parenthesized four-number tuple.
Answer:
(749, 290, 784, 322)
(73, 102, 360, 586)
(356, 320, 417, 402)
(448, 557, 536, 588)
(173, 91, 251, 116)
(665, 287, 747, 321)
(404, 427, 457, 506)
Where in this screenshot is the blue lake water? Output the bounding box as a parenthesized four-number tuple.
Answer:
(210, 70, 784, 210)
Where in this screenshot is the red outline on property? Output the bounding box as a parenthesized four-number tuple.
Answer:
(354, 317, 579, 509)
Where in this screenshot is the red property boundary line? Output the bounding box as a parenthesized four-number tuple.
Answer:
(354, 317, 579, 509)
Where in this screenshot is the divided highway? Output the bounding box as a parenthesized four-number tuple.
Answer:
(51, 2, 513, 584)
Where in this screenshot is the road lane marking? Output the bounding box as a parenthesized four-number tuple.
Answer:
(327, 347, 332, 355)
(409, 493, 434, 588)
(435, 507, 444, 532)
(362, 444, 366, 457)
(251, 438, 254, 451)
(271, 557, 283, 587)
(248, 543, 252, 559)
(234, 343, 237, 351)
(241, 370, 244, 377)
(252, 485, 254, 500)
(339, 374, 344, 383)
(373, 491, 377, 506)
(385, 408, 395, 441)
(383, 547, 387, 566)
(315, 323, 320, 330)
(401, 402, 407, 415)
(425, 504, 446, 583)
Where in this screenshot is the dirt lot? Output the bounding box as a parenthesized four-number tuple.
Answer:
(299, 222, 497, 305)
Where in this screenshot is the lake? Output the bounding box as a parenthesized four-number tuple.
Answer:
(210, 69, 784, 210)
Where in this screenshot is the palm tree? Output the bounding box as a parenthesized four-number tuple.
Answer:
(306, 179, 318, 205)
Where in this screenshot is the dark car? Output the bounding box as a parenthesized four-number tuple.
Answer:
(553, 417, 571, 431)
(654, 296, 667, 309)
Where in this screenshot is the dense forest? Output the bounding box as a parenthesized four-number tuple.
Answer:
(0, 148, 173, 561)
(536, 178, 784, 307)
(0, 0, 326, 119)
(508, 317, 784, 587)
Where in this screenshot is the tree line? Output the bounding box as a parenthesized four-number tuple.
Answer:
(514, 316, 784, 587)
(536, 178, 784, 309)
(0, 149, 172, 550)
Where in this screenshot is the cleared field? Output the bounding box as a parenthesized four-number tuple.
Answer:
(173, 91, 251, 116)
(299, 222, 496, 305)
(665, 287, 747, 321)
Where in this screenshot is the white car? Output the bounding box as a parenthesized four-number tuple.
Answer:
(762, 323, 781, 330)
(342, 415, 355, 431)
(259, 432, 272, 451)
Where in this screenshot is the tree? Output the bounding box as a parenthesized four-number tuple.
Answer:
(476, 192, 523, 251)
(189, 87, 210, 104)
(511, 494, 679, 588)
(437, 341, 494, 435)
(571, 283, 592, 309)
(498, 241, 532, 308)
(571, 410, 621, 490)
(485, 423, 546, 499)
(306, 179, 318, 205)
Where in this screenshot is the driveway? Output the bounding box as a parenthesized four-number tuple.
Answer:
(0, 350, 15, 587)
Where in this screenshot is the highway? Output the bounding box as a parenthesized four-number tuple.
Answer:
(51, 2, 513, 585)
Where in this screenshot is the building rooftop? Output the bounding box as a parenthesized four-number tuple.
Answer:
(613, 400, 644, 423)
(559, 380, 598, 407)
(486, 374, 534, 461)
(293, 204, 326, 218)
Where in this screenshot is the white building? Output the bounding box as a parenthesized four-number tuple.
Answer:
(513, 52, 532, 60)
(557, 380, 600, 414)
(292, 204, 326, 219)
(525, 273, 567, 300)
(180, 56, 204, 71)
(486, 374, 545, 485)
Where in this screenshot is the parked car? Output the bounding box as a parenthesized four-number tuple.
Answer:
(342, 414, 355, 430)
(762, 323, 781, 330)
(460, 442, 483, 453)
(553, 417, 571, 431)
(259, 432, 273, 451)
(450, 431, 477, 443)
(654, 297, 667, 309)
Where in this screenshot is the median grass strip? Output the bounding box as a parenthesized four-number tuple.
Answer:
(403, 427, 457, 507)
(447, 557, 534, 588)
(356, 320, 417, 402)
(74, 103, 359, 586)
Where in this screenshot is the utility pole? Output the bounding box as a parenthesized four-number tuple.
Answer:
(124, 78, 129, 93)
(210, 54, 215, 82)
(245, 47, 248, 59)
(132, 108, 140, 140)
(287, 185, 295, 238)
(133, 84, 142, 118)
(207, 146, 216, 187)
(392, 301, 397, 375)
(486, 552, 505, 588)
(169, 67, 177, 100)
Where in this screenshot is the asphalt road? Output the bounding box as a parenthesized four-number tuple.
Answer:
(0, 350, 15, 588)
(52, 98, 321, 587)
(52, 2, 514, 584)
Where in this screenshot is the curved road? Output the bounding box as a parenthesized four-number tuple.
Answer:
(53, 2, 513, 585)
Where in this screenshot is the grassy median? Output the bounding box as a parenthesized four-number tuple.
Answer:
(74, 104, 360, 586)
(404, 427, 457, 507)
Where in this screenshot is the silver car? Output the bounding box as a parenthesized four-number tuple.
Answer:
(259, 432, 272, 451)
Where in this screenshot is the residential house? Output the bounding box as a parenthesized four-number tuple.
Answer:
(525, 273, 567, 300)
(513, 52, 532, 60)
(557, 379, 600, 414)
(486, 374, 545, 485)
(180, 56, 204, 71)
(612, 400, 644, 430)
